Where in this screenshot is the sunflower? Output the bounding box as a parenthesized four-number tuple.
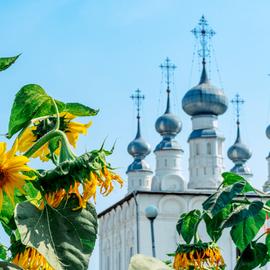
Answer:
(173, 242, 225, 270)
(12, 247, 53, 270)
(18, 112, 92, 161)
(0, 140, 32, 211)
(81, 167, 124, 206)
(38, 167, 124, 210)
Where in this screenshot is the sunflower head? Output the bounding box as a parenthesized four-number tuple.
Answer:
(0, 140, 32, 211)
(173, 242, 225, 270)
(18, 113, 92, 161)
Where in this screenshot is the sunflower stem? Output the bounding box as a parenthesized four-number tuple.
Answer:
(52, 98, 60, 130)
(59, 132, 77, 162)
(24, 130, 66, 158)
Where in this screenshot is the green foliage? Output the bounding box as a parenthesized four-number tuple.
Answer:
(0, 55, 20, 72)
(8, 84, 98, 137)
(234, 242, 268, 270)
(0, 54, 115, 270)
(230, 209, 266, 251)
(15, 196, 98, 270)
(37, 148, 109, 193)
(0, 243, 7, 260)
(202, 181, 245, 216)
(174, 172, 270, 270)
(0, 261, 22, 269)
(176, 210, 201, 244)
(203, 205, 231, 242)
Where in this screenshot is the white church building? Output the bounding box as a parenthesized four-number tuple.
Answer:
(98, 16, 270, 270)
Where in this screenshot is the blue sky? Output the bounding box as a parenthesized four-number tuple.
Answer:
(0, 1, 270, 269)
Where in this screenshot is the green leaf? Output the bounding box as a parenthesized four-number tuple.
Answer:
(231, 209, 266, 252)
(203, 181, 245, 216)
(0, 55, 20, 72)
(222, 201, 264, 228)
(266, 233, 270, 254)
(176, 210, 201, 244)
(0, 261, 22, 269)
(203, 205, 231, 242)
(0, 243, 7, 260)
(222, 172, 255, 193)
(64, 103, 98, 116)
(0, 191, 25, 234)
(8, 84, 98, 138)
(15, 196, 98, 270)
(234, 242, 268, 270)
(8, 84, 65, 138)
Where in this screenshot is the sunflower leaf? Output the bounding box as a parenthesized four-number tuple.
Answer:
(0, 243, 7, 260)
(0, 55, 20, 72)
(234, 242, 268, 270)
(8, 84, 65, 138)
(176, 210, 201, 244)
(15, 196, 98, 270)
(8, 84, 98, 138)
(0, 261, 23, 269)
(230, 209, 266, 252)
(64, 103, 98, 117)
(202, 181, 246, 216)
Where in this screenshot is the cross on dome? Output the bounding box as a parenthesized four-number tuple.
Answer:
(130, 89, 145, 119)
(191, 15, 215, 64)
(159, 57, 177, 91)
(231, 93, 245, 125)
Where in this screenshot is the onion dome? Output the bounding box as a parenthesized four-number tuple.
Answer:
(227, 120, 252, 178)
(127, 118, 151, 159)
(228, 122, 251, 163)
(182, 63, 228, 116)
(266, 125, 270, 139)
(155, 88, 182, 151)
(127, 115, 152, 173)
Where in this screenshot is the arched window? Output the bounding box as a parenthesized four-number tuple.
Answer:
(207, 142, 211, 155)
(164, 159, 168, 167)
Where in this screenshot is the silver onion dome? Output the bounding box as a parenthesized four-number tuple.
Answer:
(155, 97, 182, 136)
(182, 64, 228, 116)
(155, 87, 182, 151)
(227, 124, 252, 163)
(266, 125, 270, 139)
(127, 118, 151, 159)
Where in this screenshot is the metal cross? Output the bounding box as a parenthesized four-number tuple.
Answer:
(231, 93, 245, 123)
(159, 57, 176, 90)
(191, 15, 215, 61)
(130, 89, 145, 117)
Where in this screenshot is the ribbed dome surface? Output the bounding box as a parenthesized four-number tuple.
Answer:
(227, 142, 252, 163)
(127, 137, 151, 158)
(155, 113, 182, 136)
(182, 66, 228, 116)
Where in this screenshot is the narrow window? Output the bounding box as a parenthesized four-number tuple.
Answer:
(218, 142, 222, 155)
(164, 159, 168, 167)
(196, 168, 198, 176)
(204, 167, 207, 175)
(174, 159, 176, 167)
(207, 142, 211, 155)
(129, 247, 133, 260)
(196, 144, 199, 155)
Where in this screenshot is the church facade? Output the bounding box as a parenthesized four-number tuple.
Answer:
(98, 16, 270, 270)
